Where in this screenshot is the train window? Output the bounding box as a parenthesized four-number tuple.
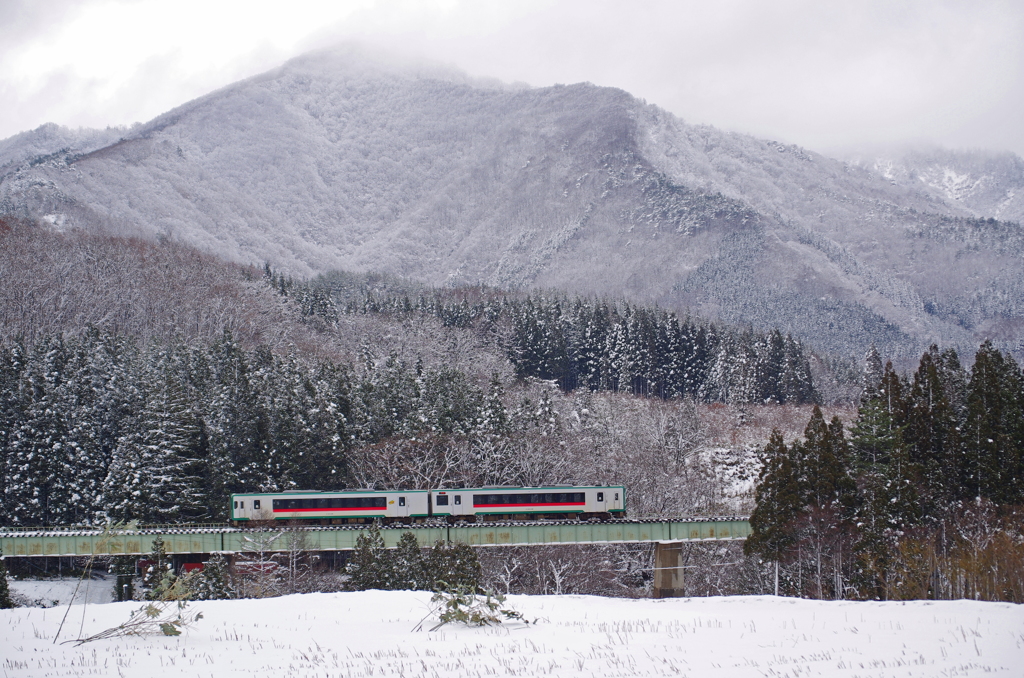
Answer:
(399, 497, 405, 507)
(253, 500, 261, 510)
(233, 501, 238, 509)
(436, 495, 449, 506)
(240, 501, 244, 509)
(272, 496, 387, 510)
(614, 493, 619, 501)
(454, 495, 462, 505)
(597, 492, 604, 502)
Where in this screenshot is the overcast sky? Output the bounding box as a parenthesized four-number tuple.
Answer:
(2, 0, 1022, 157)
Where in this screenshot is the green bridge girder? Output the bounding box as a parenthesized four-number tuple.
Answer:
(0, 519, 750, 558)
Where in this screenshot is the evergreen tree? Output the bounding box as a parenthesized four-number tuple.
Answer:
(792, 408, 856, 599)
(53, 331, 139, 525)
(345, 523, 393, 590)
(904, 345, 963, 504)
(188, 554, 235, 600)
(849, 360, 908, 469)
(0, 341, 27, 526)
(0, 551, 14, 609)
(422, 540, 481, 592)
(782, 334, 817, 404)
(268, 355, 347, 492)
(848, 394, 902, 471)
(475, 373, 510, 439)
(415, 365, 479, 436)
(798, 408, 856, 512)
(104, 346, 205, 523)
(6, 336, 73, 526)
(205, 331, 274, 515)
(861, 346, 884, 402)
(850, 443, 920, 600)
(962, 341, 1024, 504)
(392, 531, 427, 591)
(745, 430, 802, 578)
(142, 537, 173, 598)
(753, 330, 787, 404)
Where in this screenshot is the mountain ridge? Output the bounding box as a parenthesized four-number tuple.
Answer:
(1, 45, 1021, 360)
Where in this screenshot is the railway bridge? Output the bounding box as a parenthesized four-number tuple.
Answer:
(0, 517, 750, 598)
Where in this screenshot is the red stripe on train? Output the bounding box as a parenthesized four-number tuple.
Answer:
(273, 506, 387, 513)
(474, 502, 586, 509)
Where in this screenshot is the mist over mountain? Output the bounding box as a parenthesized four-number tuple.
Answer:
(852, 148, 1024, 224)
(2, 45, 1021, 361)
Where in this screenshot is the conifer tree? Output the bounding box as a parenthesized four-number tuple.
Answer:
(962, 341, 1024, 504)
(392, 531, 427, 590)
(850, 442, 920, 600)
(745, 430, 802, 588)
(6, 336, 73, 525)
(268, 355, 347, 492)
(345, 523, 392, 590)
(476, 373, 510, 439)
(206, 331, 273, 512)
(782, 334, 817, 404)
(109, 555, 137, 602)
(861, 346, 884, 401)
(142, 537, 173, 598)
(423, 540, 481, 592)
(754, 330, 787, 404)
(904, 345, 963, 503)
(0, 551, 14, 609)
(792, 407, 856, 599)
(0, 343, 27, 526)
(848, 395, 902, 471)
(104, 348, 204, 523)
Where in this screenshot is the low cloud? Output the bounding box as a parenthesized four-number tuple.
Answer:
(1, 0, 1022, 156)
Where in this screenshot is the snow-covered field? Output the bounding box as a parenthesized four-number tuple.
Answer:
(2, 591, 1022, 677)
(8, 575, 114, 608)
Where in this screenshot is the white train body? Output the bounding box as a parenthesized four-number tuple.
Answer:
(231, 490, 430, 523)
(431, 486, 625, 520)
(230, 485, 626, 524)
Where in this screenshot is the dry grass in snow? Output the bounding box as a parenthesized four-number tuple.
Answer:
(2, 591, 1022, 677)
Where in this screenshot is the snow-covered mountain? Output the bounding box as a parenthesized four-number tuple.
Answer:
(854, 148, 1024, 224)
(2, 45, 1021, 360)
(0, 122, 126, 176)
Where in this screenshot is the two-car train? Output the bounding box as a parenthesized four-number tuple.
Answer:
(230, 485, 625, 525)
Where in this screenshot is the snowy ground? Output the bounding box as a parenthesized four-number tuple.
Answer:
(2, 591, 1022, 677)
(8, 574, 114, 608)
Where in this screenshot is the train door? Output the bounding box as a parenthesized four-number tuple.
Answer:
(396, 495, 409, 518)
(593, 489, 608, 513)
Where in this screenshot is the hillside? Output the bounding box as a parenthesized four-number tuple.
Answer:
(0, 216, 847, 527)
(2, 45, 1022, 360)
(855, 147, 1024, 224)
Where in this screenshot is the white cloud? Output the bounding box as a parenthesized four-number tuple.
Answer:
(1, 0, 1021, 156)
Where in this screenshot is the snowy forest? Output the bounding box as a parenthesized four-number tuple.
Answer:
(746, 343, 1024, 602)
(0, 216, 820, 528)
(1, 214, 1022, 602)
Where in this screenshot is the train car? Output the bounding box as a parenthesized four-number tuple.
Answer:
(431, 485, 625, 522)
(230, 490, 430, 525)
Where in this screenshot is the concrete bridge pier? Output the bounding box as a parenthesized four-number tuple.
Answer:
(652, 541, 685, 598)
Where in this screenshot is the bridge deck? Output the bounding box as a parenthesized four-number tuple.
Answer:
(0, 518, 750, 557)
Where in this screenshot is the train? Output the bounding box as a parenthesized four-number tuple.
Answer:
(230, 485, 626, 525)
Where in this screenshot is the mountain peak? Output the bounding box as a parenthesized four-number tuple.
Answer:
(1, 48, 1021, 360)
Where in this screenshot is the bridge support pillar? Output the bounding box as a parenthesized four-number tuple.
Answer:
(652, 541, 684, 598)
